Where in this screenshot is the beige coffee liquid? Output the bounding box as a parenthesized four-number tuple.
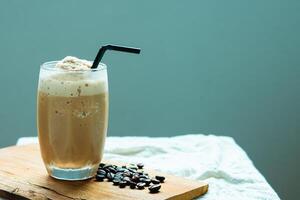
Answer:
(37, 58, 108, 176)
(38, 91, 108, 169)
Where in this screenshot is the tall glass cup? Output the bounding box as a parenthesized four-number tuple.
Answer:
(37, 61, 108, 180)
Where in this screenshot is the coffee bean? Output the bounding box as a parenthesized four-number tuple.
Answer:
(106, 172, 114, 181)
(128, 169, 137, 174)
(113, 179, 120, 185)
(133, 172, 140, 176)
(119, 180, 127, 188)
(138, 171, 144, 175)
(137, 182, 146, 190)
(139, 175, 148, 179)
(129, 167, 138, 171)
(95, 174, 105, 181)
(123, 171, 132, 177)
(131, 174, 140, 182)
(116, 167, 126, 173)
(108, 167, 117, 174)
(104, 164, 113, 169)
(123, 176, 131, 184)
(155, 175, 165, 183)
(115, 172, 123, 178)
(137, 163, 144, 169)
(142, 178, 151, 186)
(149, 184, 161, 193)
(151, 179, 160, 184)
(129, 181, 136, 189)
(130, 184, 136, 189)
(115, 171, 123, 176)
(99, 163, 106, 168)
(97, 169, 106, 176)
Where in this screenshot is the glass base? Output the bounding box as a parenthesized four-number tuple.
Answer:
(48, 165, 97, 181)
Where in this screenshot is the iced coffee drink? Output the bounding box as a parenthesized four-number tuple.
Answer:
(37, 56, 108, 180)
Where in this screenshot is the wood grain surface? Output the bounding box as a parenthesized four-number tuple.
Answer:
(0, 144, 208, 200)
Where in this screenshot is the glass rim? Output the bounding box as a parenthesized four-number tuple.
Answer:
(40, 61, 107, 72)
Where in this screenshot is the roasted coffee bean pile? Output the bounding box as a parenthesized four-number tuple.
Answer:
(95, 163, 165, 193)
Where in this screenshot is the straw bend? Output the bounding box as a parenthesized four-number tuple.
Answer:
(91, 44, 141, 69)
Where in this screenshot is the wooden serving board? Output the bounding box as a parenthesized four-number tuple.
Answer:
(0, 144, 208, 200)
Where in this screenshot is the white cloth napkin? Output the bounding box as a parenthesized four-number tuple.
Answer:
(17, 134, 280, 200)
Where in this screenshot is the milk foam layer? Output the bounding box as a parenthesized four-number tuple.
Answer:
(56, 56, 92, 71)
(39, 57, 108, 97)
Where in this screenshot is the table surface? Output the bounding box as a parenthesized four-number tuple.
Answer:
(17, 134, 280, 200)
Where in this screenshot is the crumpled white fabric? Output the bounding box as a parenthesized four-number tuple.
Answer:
(17, 134, 280, 200)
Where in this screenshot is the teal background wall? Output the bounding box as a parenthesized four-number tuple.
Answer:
(0, 1, 299, 199)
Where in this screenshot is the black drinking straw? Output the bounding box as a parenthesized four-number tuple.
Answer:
(91, 44, 141, 69)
